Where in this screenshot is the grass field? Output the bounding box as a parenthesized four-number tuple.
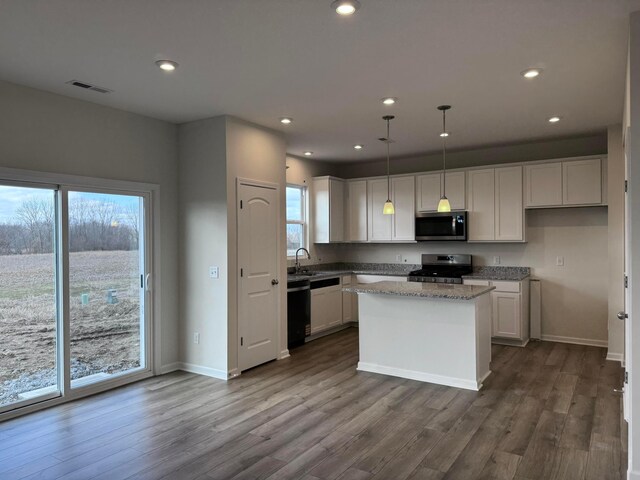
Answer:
(0, 250, 142, 406)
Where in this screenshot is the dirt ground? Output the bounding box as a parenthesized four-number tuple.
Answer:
(0, 251, 142, 406)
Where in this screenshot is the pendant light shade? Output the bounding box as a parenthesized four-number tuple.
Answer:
(437, 105, 452, 213)
(383, 200, 395, 215)
(380, 115, 396, 215)
(437, 197, 451, 213)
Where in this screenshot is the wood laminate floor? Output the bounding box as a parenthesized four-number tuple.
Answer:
(0, 328, 627, 480)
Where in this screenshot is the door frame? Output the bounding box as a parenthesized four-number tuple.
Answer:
(62, 185, 153, 391)
(236, 177, 283, 374)
(0, 166, 160, 421)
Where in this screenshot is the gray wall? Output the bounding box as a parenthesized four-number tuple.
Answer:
(0, 79, 180, 370)
(225, 117, 287, 373)
(336, 133, 607, 178)
(178, 116, 287, 376)
(177, 116, 229, 375)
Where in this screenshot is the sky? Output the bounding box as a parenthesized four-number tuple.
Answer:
(0, 186, 140, 223)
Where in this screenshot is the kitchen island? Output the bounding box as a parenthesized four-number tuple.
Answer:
(343, 281, 495, 391)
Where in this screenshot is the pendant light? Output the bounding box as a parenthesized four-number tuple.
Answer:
(437, 105, 452, 213)
(380, 115, 395, 215)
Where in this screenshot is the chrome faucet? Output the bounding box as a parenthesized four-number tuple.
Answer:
(295, 247, 311, 273)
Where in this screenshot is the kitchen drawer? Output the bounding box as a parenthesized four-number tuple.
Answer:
(491, 281, 520, 293)
(463, 279, 490, 287)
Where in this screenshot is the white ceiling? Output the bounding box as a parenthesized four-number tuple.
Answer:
(0, 0, 638, 161)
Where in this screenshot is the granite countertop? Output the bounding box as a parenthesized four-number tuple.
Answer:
(288, 262, 417, 282)
(343, 281, 495, 300)
(462, 266, 531, 281)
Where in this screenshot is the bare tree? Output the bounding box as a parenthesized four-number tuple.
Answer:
(15, 198, 54, 253)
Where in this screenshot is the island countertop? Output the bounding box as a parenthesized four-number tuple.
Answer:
(343, 281, 495, 300)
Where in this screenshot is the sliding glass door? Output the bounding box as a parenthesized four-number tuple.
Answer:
(0, 183, 60, 412)
(0, 181, 151, 414)
(68, 191, 147, 388)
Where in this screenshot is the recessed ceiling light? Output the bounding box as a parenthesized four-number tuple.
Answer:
(440, 132, 449, 138)
(331, 0, 360, 15)
(304, 151, 313, 156)
(354, 144, 364, 150)
(548, 116, 561, 123)
(381, 97, 397, 106)
(155, 60, 178, 72)
(280, 117, 293, 125)
(521, 68, 542, 79)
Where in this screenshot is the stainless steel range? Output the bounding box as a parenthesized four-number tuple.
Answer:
(407, 254, 473, 284)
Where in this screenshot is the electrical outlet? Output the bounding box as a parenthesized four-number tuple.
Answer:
(556, 256, 565, 267)
(396, 254, 403, 263)
(209, 266, 219, 279)
(193, 332, 200, 344)
(494, 256, 501, 265)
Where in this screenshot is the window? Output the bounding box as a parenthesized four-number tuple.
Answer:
(0, 174, 153, 417)
(286, 185, 307, 257)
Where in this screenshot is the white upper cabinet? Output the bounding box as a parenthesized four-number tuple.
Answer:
(312, 177, 344, 243)
(525, 162, 563, 207)
(416, 171, 465, 212)
(391, 176, 415, 241)
(563, 158, 602, 205)
(416, 173, 441, 212)
(444, 171, 466, 211)
(346, 180, 368, 242)
(495, 166, 523, 241)
(467, 166, 524, 242)
(525, 158, 604, 208)
(467, 169, 496, 241)
(367, 178, 393, 241)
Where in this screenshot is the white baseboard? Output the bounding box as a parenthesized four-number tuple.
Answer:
(357, 362, 483, 391)
(158, 362, 181, 374)
(606, 352, 624, 363)
(278, 349, 290, 360)
(176, 362, 228, 380)
(540, 334, 608, 348)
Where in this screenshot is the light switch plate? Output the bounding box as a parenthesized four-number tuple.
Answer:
(209, 266, 219, 278)
(556, 256, 564, 266)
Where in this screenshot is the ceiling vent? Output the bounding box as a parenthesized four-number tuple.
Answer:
(66, 80, 113, 94)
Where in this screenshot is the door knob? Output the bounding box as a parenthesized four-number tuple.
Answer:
(618, 311, 628, 320)
(271, 279, 279, 285)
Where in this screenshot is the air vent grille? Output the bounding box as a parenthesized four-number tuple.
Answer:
(66, 80, 113, 94)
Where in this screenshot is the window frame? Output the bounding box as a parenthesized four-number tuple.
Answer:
(0, 166, 159, 421)
(286, 183, 308, 258)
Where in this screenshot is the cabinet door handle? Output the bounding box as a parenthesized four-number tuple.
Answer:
(618, 311, 628, 320)
(271, 279, 279, 286)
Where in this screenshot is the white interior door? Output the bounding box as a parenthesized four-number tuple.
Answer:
(238, 181, 279, 371)
(624, 132, 631, 420)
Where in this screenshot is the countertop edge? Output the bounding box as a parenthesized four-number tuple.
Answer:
(342, 284, 495, 300)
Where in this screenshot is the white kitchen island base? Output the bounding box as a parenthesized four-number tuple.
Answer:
(355, 289, 493, 391)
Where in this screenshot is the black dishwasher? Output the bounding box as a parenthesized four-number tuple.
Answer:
(287, 278, 310, 349)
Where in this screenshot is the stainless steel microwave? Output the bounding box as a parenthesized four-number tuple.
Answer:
(415, 212, 467, 241)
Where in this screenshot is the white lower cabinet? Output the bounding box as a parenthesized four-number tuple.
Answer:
(463, 278, 530, 346)
(310, 280, 343, 335)
(492, 292, 521, 338)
